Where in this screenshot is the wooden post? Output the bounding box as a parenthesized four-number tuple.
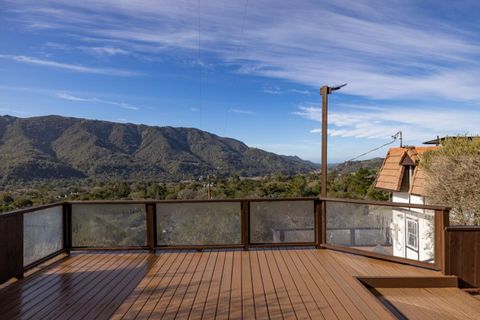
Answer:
(241, 201, 250, 251)
(63, 202, 72, 254)
(146, 203, 157, 252)
(315, 199, 323, 248)
(320, 86, 329, 198)
(434, 209, 450, 273)
(0, 214, 24, 281)
(17, 214, 24, 279)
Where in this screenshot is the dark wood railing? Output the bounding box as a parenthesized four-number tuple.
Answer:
(444, 226, 480, 288)
(0, 197, 451, 284)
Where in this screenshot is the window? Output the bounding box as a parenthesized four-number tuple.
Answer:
(406, 218, 418, 250)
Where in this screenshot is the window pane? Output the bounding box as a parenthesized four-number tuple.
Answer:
(24, 206, 63, 266)
(156, 202, 241, 245)
(326, 201, 435, 263)
(72, 204, 147, 247)
(250, 200, 315, 243)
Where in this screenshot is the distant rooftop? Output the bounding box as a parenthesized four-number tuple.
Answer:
(423, 136, 480, 145)
(375, 146, 438, 195)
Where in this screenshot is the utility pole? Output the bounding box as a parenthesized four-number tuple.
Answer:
(319, 84, 347, 197)
(207, 174, 212, 199)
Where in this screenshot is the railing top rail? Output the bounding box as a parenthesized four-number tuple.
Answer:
(0, 196, 450, 217)
(319, 196, 451, 211)
(446, 225, 480, 231)
(0, 201, 66, 218)
(66, 197, 318, 205)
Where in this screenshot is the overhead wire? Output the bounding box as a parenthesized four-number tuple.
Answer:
(197, 0, 203, 130)
(345, 131, 402, 163)
(223, 0, 250, 135)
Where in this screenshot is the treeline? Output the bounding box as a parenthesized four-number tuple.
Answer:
(0, 168, 388, 213)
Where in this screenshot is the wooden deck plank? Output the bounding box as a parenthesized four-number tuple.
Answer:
(240, 251, 256, 320)
(295, 250, 351, 320)
(173, 251, 211, 320)
(216, 250, 234, 320)
(137, 251, 190, 318)
(2, 252, 115, 320)
(0, 252, 86, 302)
(228, 251, 243, 320)
(149, 251, 200, 319)
(110, 252, 172, 319)
(24, 252, 120, 320)
(262, 250, 296, 320)
(302, 250, 366, 320)
(256, 250, 283, 320)
(121, 252, 180, 319)
(164, 252, 210, 320)
(48, 253, 143, 320)
(288, 250, 338, 320)
(188, 251, 218, 320)
(81, 254, 158, 320)
(270, 249, 311, 320)
(1, 248, 478, 320)
(279, 249, 325, 320)
(201, 250, 226, 319)
(315, 250, 394, 320)
(0, 252, 101, 316)
(249, 250, 270, 319)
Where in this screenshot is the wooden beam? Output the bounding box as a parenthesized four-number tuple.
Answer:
(357, 276, 458, 288)
(146, 203, 156, 253)
(241, 200, 250, 251)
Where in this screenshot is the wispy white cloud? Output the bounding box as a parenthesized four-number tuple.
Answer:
(79, 46, 130, 56)
(0, 54, 139, 76)
(262, 86, 282, 95)
(289, 89, 311, 95)
(55, 92, 138, 110)
(229, 108, 255, 115)
(6, 0, 480, 102)
(3, 0, 480, 145)
(263, 87, 311, 95)
(295, 103, 480, 142)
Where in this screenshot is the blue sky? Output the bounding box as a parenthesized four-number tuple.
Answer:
(1, 0, 480, 163)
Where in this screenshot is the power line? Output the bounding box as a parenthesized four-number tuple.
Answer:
(345, 131, 402, 163)
(223, 0, 250, 135)
(197, 0, 203, 130)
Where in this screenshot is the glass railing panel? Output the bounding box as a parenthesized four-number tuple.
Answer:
(325, 201, 435, 263)
(71, 204, 147, 247)
(156, 202, 241, 245)
(250, 200, 315, 244)
(23, 206, 63, 266)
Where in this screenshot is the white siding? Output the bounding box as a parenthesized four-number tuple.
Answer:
(390, 192, 434, 263)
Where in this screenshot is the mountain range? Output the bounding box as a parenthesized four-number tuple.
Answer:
(0, 115, 319, 183)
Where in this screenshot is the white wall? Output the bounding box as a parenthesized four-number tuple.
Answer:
(390, 192, 434, 262)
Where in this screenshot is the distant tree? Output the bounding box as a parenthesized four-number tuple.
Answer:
(421, 137, 480, 225)
(0, 193, 14, 205)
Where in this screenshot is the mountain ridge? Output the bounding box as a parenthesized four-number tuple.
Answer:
(0, 115, 319, 183)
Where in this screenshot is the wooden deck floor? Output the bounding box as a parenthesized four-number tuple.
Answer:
(0, 248, 478, 320)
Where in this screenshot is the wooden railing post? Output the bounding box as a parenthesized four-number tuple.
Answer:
(17, 214, 24, 279)
(434, 209, 450, 273)
(315, 199, 325, 248)
(0, 214, 23, 282)
(146, 203, 157, 252)
(241, 201, 250, 251)
(63, 202, 72, 254)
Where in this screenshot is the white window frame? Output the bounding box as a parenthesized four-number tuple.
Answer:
(406, 218, 418, 251)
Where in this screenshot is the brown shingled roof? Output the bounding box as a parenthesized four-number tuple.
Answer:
(375, 146, 438, 195)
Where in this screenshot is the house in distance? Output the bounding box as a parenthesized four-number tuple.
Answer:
(375, 145, 438, 262)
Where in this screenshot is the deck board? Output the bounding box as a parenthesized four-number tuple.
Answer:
(1, 248, 479, 320)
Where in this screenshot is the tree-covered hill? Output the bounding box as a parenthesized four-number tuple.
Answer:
(0, 115, 319, 183)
